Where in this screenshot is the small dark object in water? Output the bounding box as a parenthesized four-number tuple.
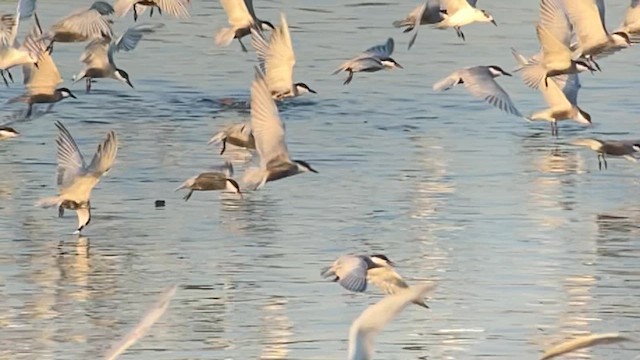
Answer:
(155, 200, 166, 208)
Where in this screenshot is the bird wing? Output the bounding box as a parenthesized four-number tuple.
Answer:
(114, 23, 163, 52)
(220, 0, 252, 27)
(0, 14, 18, 48)
(361, 37, 394, 58)
(114, 0, 137, 17)
(244, 0, 259, 21)
(519, 61, 546, 90)
(333, 255, 369, 293)
(87, 130, 118, 177)
(51, 7, 113, 40)
(347, 284, 436, 360)
(80, 38, 111, 69)
(333, 57, 383, 74)
(541, 333, 629, 360)
(251, 27, 269, 73)
(559, 0, 608, 52)
(250, 67, 291, 168)
(462, 67, 522, 117)
(55, 121, 88, 190)
(558, 73, 581, 105)
(16, 0, 37, 20)
(154, 0, 190, 19)
(366, 267, 410, 295)
(441, 0, 471, 14)
(264, 13, 296, 95)
(539, 75, 573, 111)
(432, 70, 461, 91)
(539, 0, 571, 47)
(538, 24, 572, 70)
(25, 47, 62, 95)
(104, 285, 178, 360)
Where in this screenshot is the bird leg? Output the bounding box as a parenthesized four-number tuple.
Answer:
(183, 190, 193, 202)
(0, 71, 9, 87)
(5, 69, 13, 83)
(133, 4, 139, 21)
(155, 5, 162, 16)
(602, 154, 607, 170)
(220, 139, 227, 155)
(343, 70, 354, 85)
(26, 103, 33, 118)
(238, 38, 248, 52)
(86, 77, 92, 93)
(45, 40, 55, 54)
(589, 57, 601, 72)
(58, 206, 65, 218)
(45, 104, 54, 113)
(455, 26, 465, 41)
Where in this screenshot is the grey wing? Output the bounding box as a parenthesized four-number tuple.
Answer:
(467, 0, 478, 7)
(0, 14, 17, 48)
(114, 23, 164, 52)
(16, 0, 37, 20)
(333, 255, 369, 293)
(80, 38, 110, 69)
(250, 27, 268, 73)
(87, 130, 118, 177)
(462, 68, 522, 117)
(595, 0, 606, 29)
(366, 267, 410, 295)
(362, 37, 394, 57)
(333, 57, 383, 74)
(55, 121, 87, 189)
(557, 73, 580, 106)
(90, 1, 115, 15)
(250, 67, 290, 167)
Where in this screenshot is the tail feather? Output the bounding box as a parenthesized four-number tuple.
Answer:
(174, 177, 196, 192)
(392, 19, 410, 28)
(208, 130, 226, 145)
(36, 196, 61, 208)
(241, 167, 268, 191)
(432, 74, 458, 92)
(215, 27, 236, 47)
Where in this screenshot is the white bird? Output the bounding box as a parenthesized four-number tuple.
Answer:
(241, 67, 317, 191)
(348, 283, 436, 360)
(332, 38, 403, 85)
(393, 0, 447, 49)
(175, 162, 243, 200)
(0, 0, 41, 86)
(436, 0, 497, 41)
(104, 285, 178, 360)
(527, 74, 591, 136)
(72, 23, 163, 93)
(572, 138, 640, 170)
(208, 121, 255, 155)
(36, 121, 118, 234)
(559, 0, 630, 70)
(321, 254, 430, 309)
(433, 65, 522, 117)
(518, 0, 595, 89)
(114, 0, 190, 22)
(40, 1, 114, 52)
(251, 13, 316, 100)
(617, 0, 640, 43)
(215, 0, 274, 52)
(8, 20, 76, 118)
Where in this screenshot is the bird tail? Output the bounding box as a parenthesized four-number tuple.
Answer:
(241, 167, 268, 191)
(432, 74, 458, 92)
(35, 196, 61, 208)
(174, 177, 196, 192)
(412, 299, 430, 309)
(215, 27, 236, 47)
(320, 266, 335, 279)
(208, 130, 226, 145)
(392, 18, 412, 29)
(72, 70, 86, 83)
(7, 93, 29, 104)
(510, 47, 528, 69)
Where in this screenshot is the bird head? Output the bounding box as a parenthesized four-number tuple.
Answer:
(57, 88, 77, 99)
(225, 178, 243, 198)
(380, 57, 403, 69)
(115, 69, 134, 88)
(370, 254, 395, 267)
(294, 82, 317, 95)
(294, 160, 318, 173)
(487, 65, 511, 78)
(480, 10, 497, 26)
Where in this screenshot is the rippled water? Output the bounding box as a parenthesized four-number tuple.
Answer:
(1, 0, 640, 359)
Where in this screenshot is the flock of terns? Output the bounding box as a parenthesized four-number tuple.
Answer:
(0, 0, 638, 358)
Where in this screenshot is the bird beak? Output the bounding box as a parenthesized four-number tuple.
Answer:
(237, 191, 243, 199)
(491, 19, 497, 26)
(309, 88, 317, 94)
(310, 168, 318, 173)
(126, 79, 134, 89)
(69, 93, 77, 99)
(503, 71, 512, 77)
(395, 62, 404, 69)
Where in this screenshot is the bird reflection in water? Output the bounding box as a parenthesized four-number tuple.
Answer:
(259, 296, 293, 360)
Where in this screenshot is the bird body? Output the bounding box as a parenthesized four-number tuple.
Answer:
(321, 254, 429, 308)
(175, 162, 242, 200)
(436, 0, 496, 40)
(216, 0, 274, 52)
(241, 67, 317, 191)
(209, 122, 255, 155)
(114, 0, 190, 21)
(36, 121, 118, 234)
(572, 138, 640, 169)
(333, 38, 402, 85)
(251, 13, 315, 100)
(393, 0, 446, 49)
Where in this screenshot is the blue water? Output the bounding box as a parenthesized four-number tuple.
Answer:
(0, 0, 639, 359)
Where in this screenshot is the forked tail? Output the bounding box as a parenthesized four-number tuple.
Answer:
(215, 27, 236, 47)
(35, 196, 62, 208)
(241, 167, 268, 191)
